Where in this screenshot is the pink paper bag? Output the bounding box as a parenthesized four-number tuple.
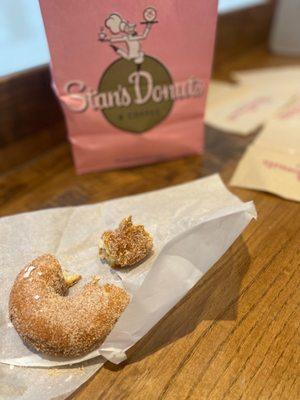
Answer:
(39, 0, 218, 173)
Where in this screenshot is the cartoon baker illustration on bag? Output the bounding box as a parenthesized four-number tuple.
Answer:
(99, 7, 158, 69)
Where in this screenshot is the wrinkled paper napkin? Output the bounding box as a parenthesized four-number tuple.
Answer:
(231, 98, 300, 201)
(0, 174, 256, 399)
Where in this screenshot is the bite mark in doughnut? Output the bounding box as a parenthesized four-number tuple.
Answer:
(99, 216, 153, 268)
(9, 254, 130, 358)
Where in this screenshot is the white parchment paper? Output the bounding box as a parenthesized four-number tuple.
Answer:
(0, 174, 256, 398)
(0, 358, 104, 400)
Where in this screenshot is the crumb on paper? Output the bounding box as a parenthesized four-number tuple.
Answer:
(9, 365, 14, 370)
(7, 322, 13, 328)
(47, 369, 61, 377)
(92, 275, 101, 283)
(47, 367, 85, 378)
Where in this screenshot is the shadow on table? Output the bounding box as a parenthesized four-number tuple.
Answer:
(105, 236, 251, 371)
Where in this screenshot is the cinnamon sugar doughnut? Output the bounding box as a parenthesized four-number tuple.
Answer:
(99, 216, 153, 268)
(9, 254, 129, 358)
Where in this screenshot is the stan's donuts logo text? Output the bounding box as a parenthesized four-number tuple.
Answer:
(63, 7, 204, 133)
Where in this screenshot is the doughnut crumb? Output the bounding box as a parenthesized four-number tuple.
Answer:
(63, 272, 82, 288)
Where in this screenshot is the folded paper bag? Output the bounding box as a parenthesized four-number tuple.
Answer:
(230, 145, 300, 202)
(255, 95, 300, 152)
(205, 86, 292, 136)
(232, 66, 300, 87)
(205, 80, 241, 110)
(231, 95, 300, 202)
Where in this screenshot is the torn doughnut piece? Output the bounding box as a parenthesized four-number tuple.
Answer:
(99, 216, 153, 268)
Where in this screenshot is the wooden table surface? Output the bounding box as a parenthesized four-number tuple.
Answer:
(1, 46, 299, 400)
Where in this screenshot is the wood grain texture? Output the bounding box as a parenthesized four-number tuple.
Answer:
(1, 48, 299, 399)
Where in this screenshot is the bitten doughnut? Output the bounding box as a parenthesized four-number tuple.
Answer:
(9, 254, 129, 358)
(99, 216, 153, 268)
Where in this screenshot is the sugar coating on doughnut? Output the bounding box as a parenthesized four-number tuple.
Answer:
(99, 216, 153, 268)
(9, 254, 130, 358)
